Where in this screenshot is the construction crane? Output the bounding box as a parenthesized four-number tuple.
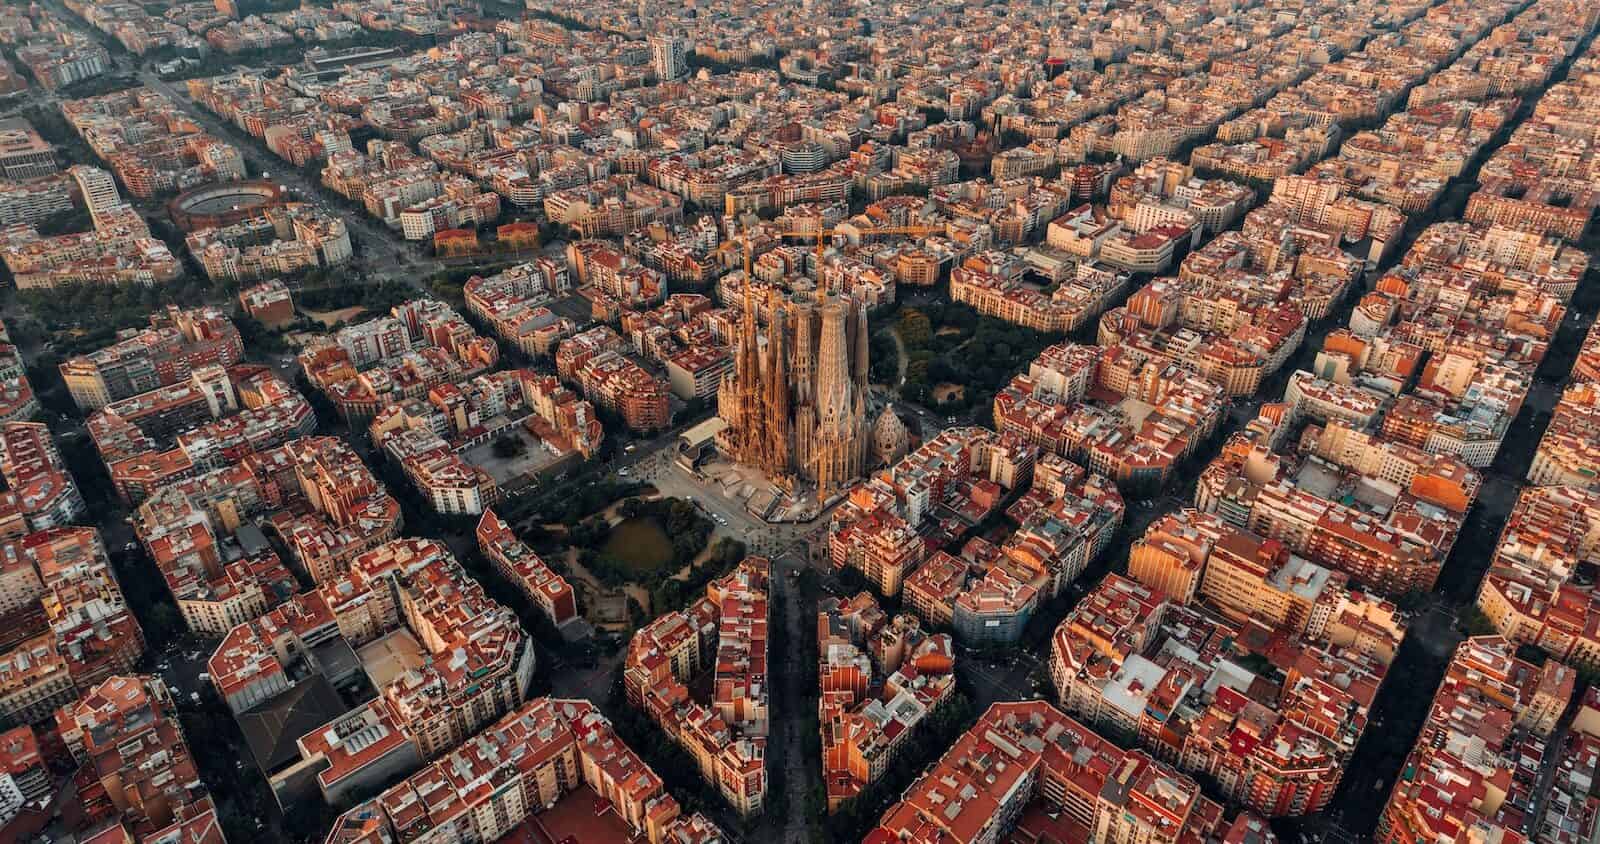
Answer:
(740, 224, 945, 280)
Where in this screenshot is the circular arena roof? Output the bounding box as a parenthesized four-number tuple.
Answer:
(168, 180, 287, 231)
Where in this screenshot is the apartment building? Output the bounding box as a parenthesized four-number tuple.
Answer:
(866, 700, 1224, 844)
(818, 595, 955, 811)
(54, 676, 217, 840)
(0, 343, 37, 427)
(0, 204, 182, 290)
(829, 427, 1025, 596)
(1376, 636, 1576, 843)
(367, 369, 552, 515)
(1475, 486, 1600, 670)
(62, 88, 245, 198)
(553, 325, 673, 433)
(210, 538, 536, 774)
(463, 258, 572, 356)
(518, 371, 604, 458)
(476, 509, 579, 630)
(949, 261, 1129, 334)
(0, 423, 86, 531)
(1099, 276, 1307, 398)
(189, 204, 353, 284)
(324, 697, 724, 844)
(238, 280, 296, 328)
(1195, 425, 1478, 596)
(0, 528, 144, 728)
(624, 557, 769, 816)
(993, 341, 1226, 490)
(59, 307, 244, 412)
(299, 299, 500, 423)
(90, 364, 315, 505)
(0, 119, 56, 181)
(1050, 572, 1390, 817)
(135, 435, 401, 594)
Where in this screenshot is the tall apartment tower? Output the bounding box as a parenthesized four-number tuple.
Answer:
(650, 35, 687, 81)
(69, 165, 121, 226)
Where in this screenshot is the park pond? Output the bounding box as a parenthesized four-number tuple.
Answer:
(600, 516, 676, 574)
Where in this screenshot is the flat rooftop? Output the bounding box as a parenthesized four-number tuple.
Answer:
(1118, 397, 1156, 427)
(357, 629, 427, 690)
(1293, 460, 1341, 500)
(519, 784, 645, 843)
(0, 117, 50, 156)
(462, 424, 569, 485)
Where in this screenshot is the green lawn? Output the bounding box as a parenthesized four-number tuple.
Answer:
(601, 516, 675, 574)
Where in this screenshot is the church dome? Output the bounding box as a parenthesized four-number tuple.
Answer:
(872, 407, 910, 465)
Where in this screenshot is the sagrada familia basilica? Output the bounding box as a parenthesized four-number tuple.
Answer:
(716, 279, 877, 500)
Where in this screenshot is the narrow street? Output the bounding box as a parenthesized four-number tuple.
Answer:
(1527, 698, 1583, 833)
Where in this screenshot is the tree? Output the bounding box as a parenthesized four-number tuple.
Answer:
(569, 518, 608, 547)
(709, 537, 746, 568)
(1515, 643, 1550, 666)
(1029, 661, 1054, 696)
(1457, 605, 1498, 637)
(491, 436, 526, 459)
(926, 357, 958, 384)
(869, 331, 899, 382)
(650, 579, 686, 617)
(896, 309, 932, 348)
(146, 603, 185, 646)
(836, 565, 869, 595)
(1236, 652, 1279, 678)
(1394, 589, 1429, 611)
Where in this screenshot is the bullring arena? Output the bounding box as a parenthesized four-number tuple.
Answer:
(168, 180, 287, 231)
